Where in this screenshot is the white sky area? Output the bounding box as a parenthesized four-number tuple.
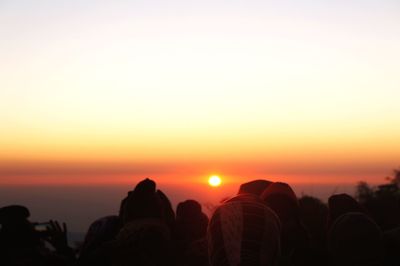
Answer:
(0, 0, 399, 168)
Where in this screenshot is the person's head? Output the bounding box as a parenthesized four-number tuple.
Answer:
(208, 194, 281, 266)
(298, 196, 328, 227)
(80, 215, 121, 259)
(0, 205, 30, 223)
(175, 200, 208, 243)
(328, 194, 367, 226)
(121, 178, 164, 224)
(261, 182, 299, 223)
(238, 179, 272, 196)
(0, 205, 39, 249)
(328, 212, 383, 266)
(177, 200, 202, 218)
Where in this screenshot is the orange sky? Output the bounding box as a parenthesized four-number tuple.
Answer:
(1, 1, 400, 185)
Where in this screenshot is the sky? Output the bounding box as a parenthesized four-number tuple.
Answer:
(1, 0, 400, 185)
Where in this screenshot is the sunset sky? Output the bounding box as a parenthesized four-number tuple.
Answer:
(1, 0, 400, 185)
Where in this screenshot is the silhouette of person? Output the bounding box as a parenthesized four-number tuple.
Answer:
(208, 194, 281, 266)
(328, 212, 383, 266)
(174, 200, 209, 266)
(0, 205, 74, 265)
(328, 193, 368, 226)
(261, 182, 310, 262)
(78, 215, 121, 266)
(111, 178, 174, 266)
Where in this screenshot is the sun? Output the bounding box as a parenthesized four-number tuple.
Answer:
(208, 175, 222, 187)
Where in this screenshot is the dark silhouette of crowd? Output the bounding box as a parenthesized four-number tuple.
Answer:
(1, 176, 400, 266)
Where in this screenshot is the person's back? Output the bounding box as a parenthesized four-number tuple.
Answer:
(328, 212, 383, 266)
(174, 200, 209, 266)
(208, 194, 281, 266)
(328, 194, 367, 226)
(111, 218, 173, 266)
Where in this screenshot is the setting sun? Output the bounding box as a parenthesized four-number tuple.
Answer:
(208, 175, 222, 187)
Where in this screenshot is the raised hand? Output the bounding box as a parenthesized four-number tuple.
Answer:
(45, 220, 69, 252)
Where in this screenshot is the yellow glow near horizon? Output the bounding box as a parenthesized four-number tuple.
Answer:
(208, 175, 222, 187)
